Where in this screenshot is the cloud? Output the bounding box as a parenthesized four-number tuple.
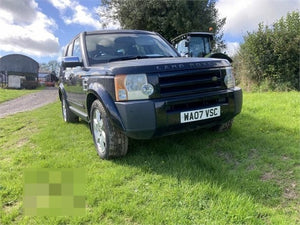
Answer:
(0, 0, 59, 56)
(63, 4, 102, 29)
(0, 0, 38, 24)
(48, 0, 120, 29)
(47, 0, 71, 11)
(224, 42, 240, 57)
(216, 0, 299, 36)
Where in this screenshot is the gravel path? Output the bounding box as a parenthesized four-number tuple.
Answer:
(0, 87, 59, 118)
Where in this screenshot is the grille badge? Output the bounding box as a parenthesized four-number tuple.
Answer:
(212, 76, 218, 82)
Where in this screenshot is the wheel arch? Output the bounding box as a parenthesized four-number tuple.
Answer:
(58, 83, 66, 102)
(58, 88, 62, 102)
(87, 83, 125, 131)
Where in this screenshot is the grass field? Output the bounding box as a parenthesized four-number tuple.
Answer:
(0, 88, 41, 103)
(0, 92, 299, 224)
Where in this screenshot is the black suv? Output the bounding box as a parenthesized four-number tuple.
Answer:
(59, 30, 242, 159)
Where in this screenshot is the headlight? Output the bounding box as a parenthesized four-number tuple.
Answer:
(224, 67, 235, 88)
(114, 74, 154, 101)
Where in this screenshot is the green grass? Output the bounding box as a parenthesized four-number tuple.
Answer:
(0, 88, 41, 103)
(0, 92, 299, 224)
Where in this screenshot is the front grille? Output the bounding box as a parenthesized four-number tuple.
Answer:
(166, 96, 228, 113)
(159, 69, 223, 97)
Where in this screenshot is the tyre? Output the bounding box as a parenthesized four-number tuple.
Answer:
(212, 119, 233, 132)
(90, 99, 128, 159)
(61, 96, 79, 123)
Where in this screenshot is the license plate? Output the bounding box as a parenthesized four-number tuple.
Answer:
(180, 106, 221, 123)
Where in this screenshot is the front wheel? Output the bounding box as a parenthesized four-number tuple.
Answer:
(90, 100, 128, 159)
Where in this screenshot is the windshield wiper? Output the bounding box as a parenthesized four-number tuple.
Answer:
(108, 55, 173, 62)
(108, 56, 140, 62)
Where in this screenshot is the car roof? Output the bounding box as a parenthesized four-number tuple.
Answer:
(171, 32, 214, 43)
(187, 32, 214, 36)
(68, 30, 158, 44)
(68, 29, 156, 41)
(84, 29, 157, 36)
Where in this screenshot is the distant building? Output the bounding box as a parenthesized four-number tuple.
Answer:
(38, 73, 48, 86)
(38, 71, 58, 87)
(0, 54, 39, 89)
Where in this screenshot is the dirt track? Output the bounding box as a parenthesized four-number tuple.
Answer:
(0, 87, 58, 118)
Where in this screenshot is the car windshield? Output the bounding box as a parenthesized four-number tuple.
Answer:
(85, 33, 178, 65)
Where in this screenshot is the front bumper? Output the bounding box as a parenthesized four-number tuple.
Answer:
(115, 87, 242, 139)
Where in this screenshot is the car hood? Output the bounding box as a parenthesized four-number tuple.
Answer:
(90, 57, 230, 75)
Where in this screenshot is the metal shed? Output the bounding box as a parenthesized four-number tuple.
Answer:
(0, 54, 39, 89)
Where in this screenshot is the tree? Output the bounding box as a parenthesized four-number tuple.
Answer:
(100, 0, 226, 50)
(234, 11, 300, 91)
(39, 60, 59, 74)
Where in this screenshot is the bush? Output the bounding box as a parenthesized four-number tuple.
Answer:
(234, 11, 300, 91)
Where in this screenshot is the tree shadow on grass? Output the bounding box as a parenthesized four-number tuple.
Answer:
(114, 113, 298, 207)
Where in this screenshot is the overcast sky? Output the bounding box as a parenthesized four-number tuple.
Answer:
(0, 0, 298, 62)
(216, 0, 299, 56)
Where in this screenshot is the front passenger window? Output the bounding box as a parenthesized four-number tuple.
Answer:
(73, 38, 82, 61)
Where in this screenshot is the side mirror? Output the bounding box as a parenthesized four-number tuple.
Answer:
(61, 56, 83, 69)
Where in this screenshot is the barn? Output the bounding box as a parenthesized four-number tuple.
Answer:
(0, 54, 39, 89)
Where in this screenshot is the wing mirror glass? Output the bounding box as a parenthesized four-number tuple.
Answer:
(62, 56, 83, 69)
